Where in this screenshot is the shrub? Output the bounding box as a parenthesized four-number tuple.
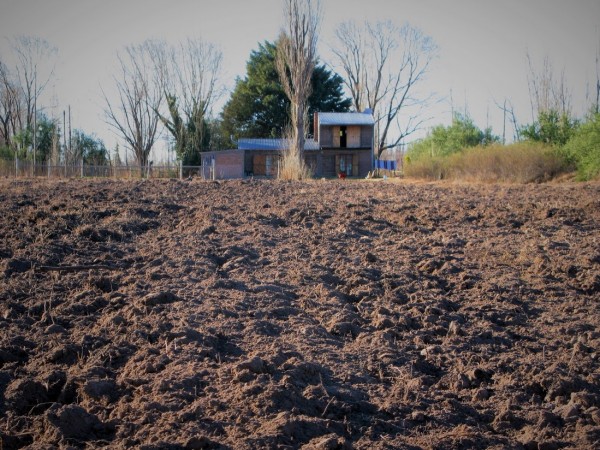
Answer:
(406, 113, 499, 161)
(403, 156, 448, 180)
(563, 113, 600, 181)
(451, 143, 566, 183)
(521, 110, 578, 147)
(0, 145, 14, 159)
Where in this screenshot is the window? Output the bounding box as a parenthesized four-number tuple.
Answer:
(338, 154, 353, 175)
(340, 126, 347, 148)
(265, 155, 280, 176)
(266, 155, 272, 175)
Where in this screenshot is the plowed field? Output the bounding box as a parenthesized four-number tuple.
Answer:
(1, 178, 599, 449)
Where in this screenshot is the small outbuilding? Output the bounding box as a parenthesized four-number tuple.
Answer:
(200, 149, 245, 180)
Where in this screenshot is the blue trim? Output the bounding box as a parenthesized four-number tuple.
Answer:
(376, 160, 397, 170)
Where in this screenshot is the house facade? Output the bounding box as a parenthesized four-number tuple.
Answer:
(201, 111, 375, 179)
(312, 111, 374, 178)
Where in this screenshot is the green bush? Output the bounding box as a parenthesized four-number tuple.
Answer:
(563, 113, 600, 180)
(0, 146, 14, 159)
(521, 110, 579, 147)
(407, 113, 498, 161)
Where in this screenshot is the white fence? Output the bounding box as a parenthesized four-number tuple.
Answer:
(0, 157, 204, 180)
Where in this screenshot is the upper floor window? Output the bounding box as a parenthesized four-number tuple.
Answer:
(340, 126, 347, 148)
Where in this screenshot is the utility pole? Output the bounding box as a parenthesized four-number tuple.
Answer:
(63, 110, 67, 176)
(502, 99, 507, 145)
(33, 74, 37, 176)
(68, 105, 72, 159)
(63, 110, 67, 157)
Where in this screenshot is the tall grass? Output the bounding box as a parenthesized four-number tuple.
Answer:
(403, 156, 447, 181)
(278, 148, 312, 180)
(404, 142, 567, 183)
(278, 125, 312, 180)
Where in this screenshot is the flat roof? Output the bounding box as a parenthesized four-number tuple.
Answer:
(238, 138, 320, 151)
(318, 112, 375, 126)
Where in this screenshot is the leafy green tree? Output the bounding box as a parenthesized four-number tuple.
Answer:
(35, 114, 60, 162)
(2, 114, 61, 162)
(146, 38, 222, 165)
(71, 130, 108, 165)
(563, 113, 600, 180)
(158, 94, 210, 165)
(0, 145, 11, 158)
(12, 128, 31, 159)
(181, 110, 210, 165)
(407, 114, 498, 160)
(206, 117, 229, 151)
(221, 41, 351, 144)
(521, 109, 578, 147)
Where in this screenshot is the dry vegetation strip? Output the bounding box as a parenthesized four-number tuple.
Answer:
(404, 143, 568, 183)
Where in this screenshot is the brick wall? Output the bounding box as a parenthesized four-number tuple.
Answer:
(215, 151, 244, 179)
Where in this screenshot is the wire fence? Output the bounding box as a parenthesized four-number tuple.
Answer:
(0, 157, 206, 180)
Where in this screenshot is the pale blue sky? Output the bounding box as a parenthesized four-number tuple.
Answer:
(1, 0, 599, 159)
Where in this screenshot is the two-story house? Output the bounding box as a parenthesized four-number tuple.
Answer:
(201, 110, 375, 179)
(312, 110, 375, 178)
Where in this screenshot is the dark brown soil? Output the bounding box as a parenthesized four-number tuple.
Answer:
(0, 178, 599, 449)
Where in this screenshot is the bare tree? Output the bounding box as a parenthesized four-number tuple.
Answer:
(333, 20, 437, 158)
(103, 41, 163, 176)
(0, 37, 56, 151)
(0, 61, 29, 153)
(494, 97, 521, 143)
(11, 36, 57, 132)
(0, 60, 19, 147)
(526, 52, 572, 119)
(149, 38, 223, 163)
(332, 21, 365, 112)
(276, 0, 321, 179)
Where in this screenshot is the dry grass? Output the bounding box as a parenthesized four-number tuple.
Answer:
(403, 156, 447, 181)
(404, 142, 567, 183)
(278, 148, 312, 180)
